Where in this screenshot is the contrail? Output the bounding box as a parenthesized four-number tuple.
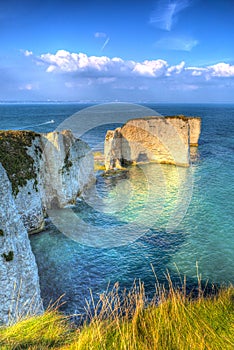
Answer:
(101, 37, 110, 51)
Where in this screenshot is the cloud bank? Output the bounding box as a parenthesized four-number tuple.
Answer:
(21, 49, 234, 102)
(33, 50, 234, 80)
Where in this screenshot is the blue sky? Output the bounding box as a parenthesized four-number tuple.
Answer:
(0, 0, 234, 102)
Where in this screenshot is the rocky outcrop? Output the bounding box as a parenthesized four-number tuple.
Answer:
(0, 163, 43, 325)
(0, 130, 95, 233)
(105, 116, 201, 170)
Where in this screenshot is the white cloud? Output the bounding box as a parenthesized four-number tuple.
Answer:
(166, 61, 185, 75)
(19, 83, 38, 91)
(94, 32, 107, 38)
(155, 36, 198, 51)
(37, 50, 171, 78)
(33, 50, 234, 83)
(24, 49, 234, 100)
(24, 50, 33, 57)
(185, 63, 234, 79)
(185, 66, 207, 76)
(150, 0, 193, 31)
(133, 59, 168, 77)
(208, 63, 234, 77)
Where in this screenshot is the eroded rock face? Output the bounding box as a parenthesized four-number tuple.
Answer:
(105, 116, 201, 170)
(187, 117, 201, 146)
(0, 163, 43, 325)
(14, 134, 45, 233)
(41, 130, 95, 209)
(0, 130, 95, 233)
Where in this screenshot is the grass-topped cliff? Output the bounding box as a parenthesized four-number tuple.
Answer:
(0, 130, 41, 196)
(0, 281, 233, 349)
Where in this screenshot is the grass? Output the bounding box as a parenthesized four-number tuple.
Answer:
(0, 275, 233, 350)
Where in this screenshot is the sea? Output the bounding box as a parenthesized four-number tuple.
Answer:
(0, 102, 233, 316)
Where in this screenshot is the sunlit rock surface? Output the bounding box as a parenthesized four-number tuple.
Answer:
(105, 116, 201, 170)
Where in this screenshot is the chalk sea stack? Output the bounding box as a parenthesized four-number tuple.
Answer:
(104, 116, 201, 170)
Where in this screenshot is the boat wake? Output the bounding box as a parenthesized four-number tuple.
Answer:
(17, 119, 55, 130)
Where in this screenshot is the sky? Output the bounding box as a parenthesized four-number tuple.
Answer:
(0, 0, 234, 103)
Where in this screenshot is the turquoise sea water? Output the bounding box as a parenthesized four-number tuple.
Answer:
(0, 103, 233, 315)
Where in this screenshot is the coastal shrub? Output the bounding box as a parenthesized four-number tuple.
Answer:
(0, 280, 233, 349)
(0, 130, 41, 196)
(1, 251, 14, 262)
(60, 150, 73, 175)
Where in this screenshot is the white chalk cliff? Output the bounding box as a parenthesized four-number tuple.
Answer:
(105, 116, 201, 170)
(0, 130, 95, 233)
(0, 129, 95, 324)
(0, 163, 43, 325)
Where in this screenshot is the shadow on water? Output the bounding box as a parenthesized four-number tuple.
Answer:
(31, 224, 220, 321)
(30, 162, 201, 315)
(31, 225, 187, 314)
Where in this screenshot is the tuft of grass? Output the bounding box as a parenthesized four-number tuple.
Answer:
(64, 281, 234, 350)
(0, 309, 72, 350)
(0, 280, 233, 350)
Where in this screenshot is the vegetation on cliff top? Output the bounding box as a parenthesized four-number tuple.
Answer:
(0, 281, 233, 349)
(124, 115, 201, 123)
(0, 130, 41, 196)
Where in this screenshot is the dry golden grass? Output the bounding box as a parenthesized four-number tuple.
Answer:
(0, 276, 233, 350)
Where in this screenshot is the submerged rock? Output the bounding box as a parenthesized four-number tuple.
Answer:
(0, 130, 95, 233)
(105, 116, 201, 170)
(0, 163, 43, 325)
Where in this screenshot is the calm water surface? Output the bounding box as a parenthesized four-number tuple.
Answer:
(1, 103, 233, 314)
